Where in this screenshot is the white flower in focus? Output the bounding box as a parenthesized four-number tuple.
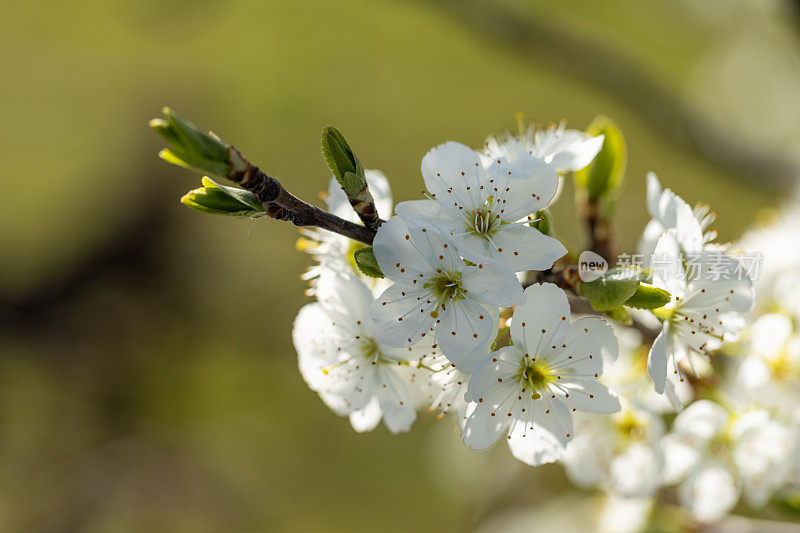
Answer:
(662, 400, 797, 523)
(395, 142, 566, 273)
(483, 121, 605, 173)
(736, 313, 800, 419)
(299, 171, 393, 291)
(563, 402, 665, 498)
(638, 172, 718, 257)
(462, 283, 620, 466)
(370, 216, 524, 372)
(293, 271, 437, 433)
(647, 232, 754, 397)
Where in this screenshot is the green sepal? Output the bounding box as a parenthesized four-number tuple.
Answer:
(574, 115, 627, 200)
(353, 247, 383, 278)
(604, 306, 632, 325)
(180, 177, 265, 217)
(579, 268, 640, 311)
(321, 125, 366, 196)
(532, 209, 553, 236)
(151, 107, 232, 178)
(624, 283, 671, 309)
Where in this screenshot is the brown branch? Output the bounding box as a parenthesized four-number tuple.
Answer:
(227, 147, 377, 245)
(581, 197, 617, 263)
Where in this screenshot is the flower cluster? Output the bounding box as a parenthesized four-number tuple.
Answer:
(148, 108, 799, 531)
(291, 123, 800, 529)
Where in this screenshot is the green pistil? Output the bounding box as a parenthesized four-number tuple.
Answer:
(466, 196, 501, 239)
(360, 337, 380, 361)
(424, 271, 464, 318)
(519, 362, 554, 400)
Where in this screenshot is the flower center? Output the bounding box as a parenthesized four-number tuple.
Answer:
(519, 362, 554, 400)
(465, 196, 502, 239)
(424, 271, 464, 318)
(613, 412, 647, 443)
(770, 353, 798, 381)
(360, 337, 381, 361)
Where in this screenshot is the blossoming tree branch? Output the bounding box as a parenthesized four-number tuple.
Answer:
(150, 108, 800, 529)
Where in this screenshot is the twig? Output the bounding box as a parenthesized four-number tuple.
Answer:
(581, 197, 616, 263)
(227, 146, 377, 245)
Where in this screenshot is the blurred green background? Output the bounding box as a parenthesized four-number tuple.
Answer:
(2, 0, 800, 531)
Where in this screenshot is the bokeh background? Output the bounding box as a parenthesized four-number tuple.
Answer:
(2, 0, 800, 531)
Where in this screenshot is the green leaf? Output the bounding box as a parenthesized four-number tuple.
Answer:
(574, 115, 627, 200)
(201, 177, 263, 211)
(321, 125, 366, 196)
(624, 283, 671, 309)
(579, 267, 640, 311)
(604, 306, 632, 325)
(353, 247, 383, 278)
(180, 177, 265, 217)
(151, 107, 233, 178)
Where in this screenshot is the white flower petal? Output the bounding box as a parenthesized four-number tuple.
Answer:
(420, 141, 483, 209)
(645, 171, 662, 217)
(749, 313, 793, 359)
(647, 329, 669, 394)
(507, 399, 571, 466)
(372, 216, 432, 282)
(375, 366, 416, 433)
(486, 225, 567, 272)
(371, 283, 434, 348)
(465, 346, 524, 402)
(673, 400, 729, 443)
(461, 260, 524, 307)
(558, 378, 621, 414)
(547, 132, 605, 172)
(462, 397, 513, 450)
(661, 433, 701, 484)
(349, 397, 382, 433)
(678, 462, 739, 523)
(559, 316, 619, 372)
(610, 442, 662, 498)
(510, 283, 571, 355)
(435, 299, 499, 372)
(483, 156, 559, 219)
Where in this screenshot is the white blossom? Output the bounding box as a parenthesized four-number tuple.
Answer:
(483, 121, 605, 173)
(395, 141, 566, 273)
(638, 172, 718, 257)
(736, 312, 800, 420)
(293, 271, 437, 433)
(462, 283, 620, 466)
(563, 401, 665, 498)
(647, 231, 754, 397)
(662, 400, 798, 523)
(739, 203, 800, 321)
(370, 216, 523, 372)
